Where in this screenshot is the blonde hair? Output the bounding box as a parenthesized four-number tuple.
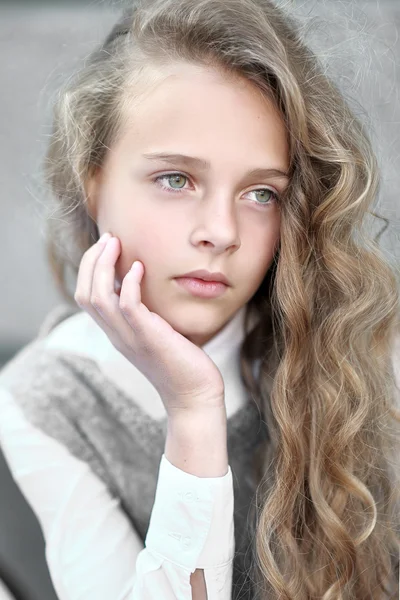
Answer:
(42, 0, 400, 597)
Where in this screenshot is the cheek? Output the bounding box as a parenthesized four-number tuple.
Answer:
(115, 224, 171, 282)
(244, 222, 280, 280)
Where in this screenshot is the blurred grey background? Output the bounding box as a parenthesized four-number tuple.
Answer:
(0, 0, 399, 598)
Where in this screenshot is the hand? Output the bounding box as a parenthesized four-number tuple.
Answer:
(74, 233, 226, 416)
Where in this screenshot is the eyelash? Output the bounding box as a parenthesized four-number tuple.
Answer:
(153, 172, 280, 207)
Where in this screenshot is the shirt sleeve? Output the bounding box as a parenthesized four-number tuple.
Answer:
(0, 387, 235, 599)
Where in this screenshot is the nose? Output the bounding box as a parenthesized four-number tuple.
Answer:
(191, 194, 241, 253)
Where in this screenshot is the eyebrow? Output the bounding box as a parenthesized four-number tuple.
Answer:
(142, 152, 290, 181)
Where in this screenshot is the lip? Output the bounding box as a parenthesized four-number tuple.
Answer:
(177, 269, 231, 286)
(174, 277, 228, 298)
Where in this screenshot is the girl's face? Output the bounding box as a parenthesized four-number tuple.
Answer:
(86, 63, 290, 346)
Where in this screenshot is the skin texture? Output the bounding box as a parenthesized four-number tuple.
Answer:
(85, 62, 289, 347)
(190, 567, 208, 598)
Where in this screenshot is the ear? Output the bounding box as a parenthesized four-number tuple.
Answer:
(84, 167, 102, 222)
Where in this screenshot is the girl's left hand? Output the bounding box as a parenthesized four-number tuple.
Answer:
(74, 233, 226, 415)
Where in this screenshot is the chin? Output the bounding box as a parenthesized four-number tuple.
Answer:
(173, 314, 228, 345)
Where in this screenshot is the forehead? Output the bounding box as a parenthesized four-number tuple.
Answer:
(119, 64, 289, 167)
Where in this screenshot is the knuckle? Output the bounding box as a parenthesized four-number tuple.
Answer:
(119, 302, 142, 332)
(119, 300, 133, 317)
(90, 294, 104, 311)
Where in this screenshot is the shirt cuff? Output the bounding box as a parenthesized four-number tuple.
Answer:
(144, 453, 235, 572)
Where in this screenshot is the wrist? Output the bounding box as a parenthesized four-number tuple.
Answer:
(165, 406, 228, 477)
(163, 390, 226, 418)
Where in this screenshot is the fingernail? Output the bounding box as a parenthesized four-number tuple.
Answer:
(130, 261, 139, 271)
(99, 232, 111, 243)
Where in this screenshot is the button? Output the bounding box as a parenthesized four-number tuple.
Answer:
(177, 489, 200, 503)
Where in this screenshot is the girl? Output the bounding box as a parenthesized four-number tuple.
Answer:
(0, 0, 399, 598)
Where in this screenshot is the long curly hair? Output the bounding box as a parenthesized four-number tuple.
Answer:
(41, 0, 400, 597)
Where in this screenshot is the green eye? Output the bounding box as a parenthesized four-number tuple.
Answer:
(253, 189, 276, 204)
(153, 171, 280, 206)
(155, 173, 188, 192)
(168, 174, 187, 189)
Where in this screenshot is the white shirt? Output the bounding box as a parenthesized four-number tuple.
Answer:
(0, 305, 257, 600)
(0, 387, 234, 599)
(4, 306, 397, 599)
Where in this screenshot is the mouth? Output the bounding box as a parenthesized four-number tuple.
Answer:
(177, 270, 231, 286)
(174, 276, 228, 299)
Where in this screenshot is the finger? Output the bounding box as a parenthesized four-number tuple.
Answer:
(78, 236, 129, 346)
(119, 260, 151, 343)
(90, 239, 147, 345)
(74, 233, 112, 307)
(118, 262, 171, 363)
(88, 237, 134, 343)
(119, 261, 148, 334)
(74, 233, 121, 339)
(90, 236, 121, 313)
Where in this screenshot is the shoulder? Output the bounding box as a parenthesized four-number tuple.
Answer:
(36, 303, 80, 339)
(0, 306, 80, 391)
(0, 302, 111, 391)
(0, 307, 115, 488)
(0, 305, 109, 423)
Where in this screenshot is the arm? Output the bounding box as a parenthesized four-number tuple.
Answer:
(164, 405, 230, 600)
(0, 388, 234, 599)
